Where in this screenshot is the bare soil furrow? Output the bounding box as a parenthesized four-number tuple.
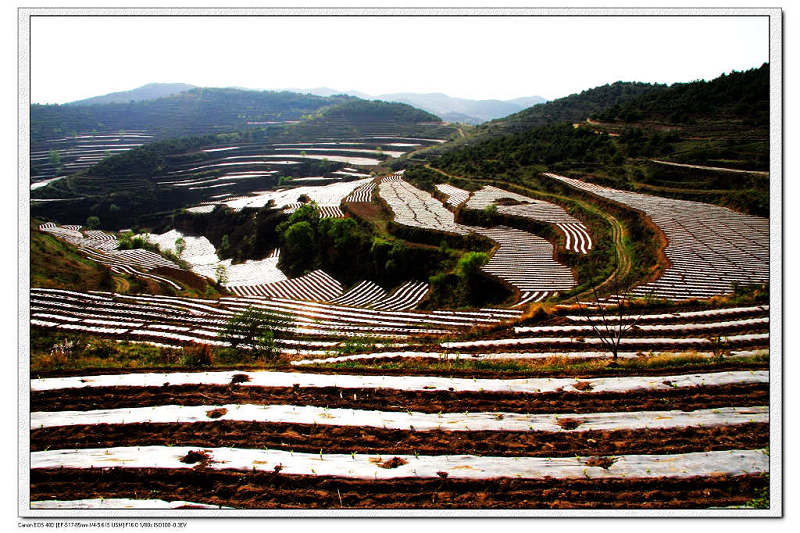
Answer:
(30, 421, 768, 457)
(30, 382, 768, 414)
(30, 469, 768, 509)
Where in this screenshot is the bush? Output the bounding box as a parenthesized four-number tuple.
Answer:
(456, 252, 489, 277)
(218, 306, 293, 361)
(332, 335, 379, 356)
(85, 339, 115, 359)
(181, 343, 214, 367)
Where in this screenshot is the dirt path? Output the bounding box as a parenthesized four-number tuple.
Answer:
(650, 159, 769, 176)
(571, 208, 629, 302)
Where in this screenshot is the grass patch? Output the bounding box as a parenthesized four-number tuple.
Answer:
(31, 230, 118, 292)
(305, 351, 769, 376)
(29, 328, 293, 374)
(744, 473, 770, 509)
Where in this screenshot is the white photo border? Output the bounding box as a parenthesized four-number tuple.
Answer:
(17, 6, 783, 519)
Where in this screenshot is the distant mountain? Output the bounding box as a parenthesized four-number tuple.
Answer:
(285, 87, 373, 99)
(375, 92, 532, 124)
(507, 96, 548, 108)
(439, 111, 484, 124)
(65, 83, 197, 106)
(290, 88, 548, 124)
(415, 80, 671, 170)
(58, 83, 548, 127)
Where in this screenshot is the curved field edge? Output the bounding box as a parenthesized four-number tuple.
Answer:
(406, 165, 667, 299)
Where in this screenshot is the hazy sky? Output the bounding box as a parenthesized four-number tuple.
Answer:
(30, 14, 769, 104)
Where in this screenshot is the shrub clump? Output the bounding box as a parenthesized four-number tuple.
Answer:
(217, 306, 293, 363)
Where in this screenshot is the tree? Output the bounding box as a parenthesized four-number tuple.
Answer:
(48, 149, 61, 169)
(85, 216, 101, 229)
(217, 306, 293, 361)
(284, 220, 314, 250)
(574, 273, 645, 364)
(175, 237, 186, 257)
(456, 251, 490, 278)
(214, 264, 228, 285)
(482, 203, 499, 225)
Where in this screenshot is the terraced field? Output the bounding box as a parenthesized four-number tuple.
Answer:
(379, 175, 470, 235)
(28, 203, 774, 511)
(465, 185, 593, 255)
(378, 176, 577, 303)
(222, 178, 372, 212)
(29, 291, 770, 509)
(29, 287, 519, 348)
(39, 223, 182, 289)
(30, 135, 448, 227)
(26, 69, 776, 514)
(546, 173, 769, 300)
(38, 223, 438, 314)
(30, 130, 153, 185)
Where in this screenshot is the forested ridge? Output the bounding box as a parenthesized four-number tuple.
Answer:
(482, 81, 665, 133)
(31, 88, 356, 142)
(416, 65, 769, 216)
(593, 63, 769, 126)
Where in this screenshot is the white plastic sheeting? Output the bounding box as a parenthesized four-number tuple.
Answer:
(144, 228, 287, 287)
(224, 178, 371, 210)
(31, 447, 768, 481)
(145, 229, 219, 266)
(30, 499, 231, 510)
(513, 317, 768, 334)
(442, 333, 770, 349)
(31, 369, 769, 395)
(32, 404, 767, 434)
(290, 349, 768, 366)
(566, 305, 769, 323)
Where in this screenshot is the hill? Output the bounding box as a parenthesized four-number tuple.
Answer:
(30, 88, 356, 143)
(418, 66, 769, 216)
(588, 63, 769, 171)
(64, 83, 197, 106)
(30, 88, 362, 183)
(31, 99, 455, 227)
(480, 81, 665, 134)
(593, 63, 768, 127)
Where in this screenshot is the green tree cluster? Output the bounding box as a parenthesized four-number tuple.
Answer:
(432, 122, 622, 179)
(275, 202, 454, 287)
(426, 251, 498, 308)
(593, 63, 768, 127)
(217, 306, 293, 362)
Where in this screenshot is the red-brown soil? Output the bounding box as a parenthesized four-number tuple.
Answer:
(30, 422, 768, 458)
(30, 382, 768, 415)
(30, 468, 768, 509)
(152, 267, 214, 292)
